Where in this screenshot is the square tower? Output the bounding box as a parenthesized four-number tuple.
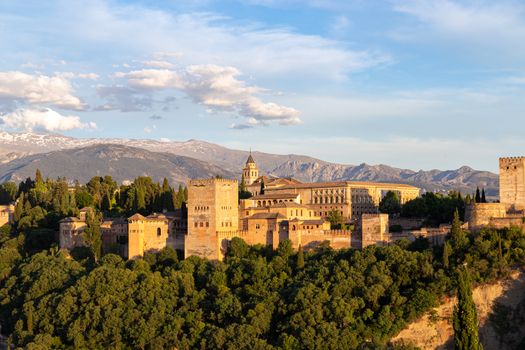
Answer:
(185, 178, 239, 260)
(499, 157, 525, 211)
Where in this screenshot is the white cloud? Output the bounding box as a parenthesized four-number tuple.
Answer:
(116, 64, 301, 127)
(142, 60, 175, 69)
(0, 71, 85, 110)
(59, 72, 100, 80)
(0, 108, 96, 132)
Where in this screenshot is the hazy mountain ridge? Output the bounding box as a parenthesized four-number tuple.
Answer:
(0, 144, 236, 185)
(0, 131, 498, 195)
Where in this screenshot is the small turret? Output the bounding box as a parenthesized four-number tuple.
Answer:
(243, 151, 259, 185)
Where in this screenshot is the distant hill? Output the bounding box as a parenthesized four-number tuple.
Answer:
(0, 144, 235, 185)
(0, 131, 499, 196)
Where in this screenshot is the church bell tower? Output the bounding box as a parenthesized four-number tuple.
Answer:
(243, 152, 259, 185)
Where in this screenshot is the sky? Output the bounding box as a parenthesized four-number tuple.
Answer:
(1, 0, 525, 172)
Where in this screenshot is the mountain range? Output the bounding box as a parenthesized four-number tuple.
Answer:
(0, 131, 499, 196)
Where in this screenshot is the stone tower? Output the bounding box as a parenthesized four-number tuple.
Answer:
(499, 157, 525, 211)
(185, 178, 239, 260)
(243, 152, 259, 185)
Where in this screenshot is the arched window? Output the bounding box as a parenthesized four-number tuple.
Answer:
(157, 227, 162, 236)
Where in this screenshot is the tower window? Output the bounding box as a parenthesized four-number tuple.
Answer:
(157, 227, 162, 236)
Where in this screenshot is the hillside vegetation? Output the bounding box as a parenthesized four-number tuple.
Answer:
(0, 172, 522, 349)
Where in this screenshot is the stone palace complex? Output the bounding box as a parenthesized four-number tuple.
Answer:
(3, 155, 523, 261)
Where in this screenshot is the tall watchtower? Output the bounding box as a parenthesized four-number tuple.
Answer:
(185, 178, 239, 260)
(243, 153, 259, 185)
(499, 157, 525, 211)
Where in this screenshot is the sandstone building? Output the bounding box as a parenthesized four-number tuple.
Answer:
(185, 178, 239, 260)
(243, 156, 419, 221)
(0, 204, 15, 227)
(466, 156, 525, 231)
(59, 154, 424, 260)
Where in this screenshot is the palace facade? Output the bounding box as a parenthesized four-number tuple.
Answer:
(59, 154, 422, 260)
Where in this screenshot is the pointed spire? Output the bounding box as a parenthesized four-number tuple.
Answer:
(246, 149, 255, 165)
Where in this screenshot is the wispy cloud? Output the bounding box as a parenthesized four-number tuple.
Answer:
(392, 0, 525, 63)
(26, 1, 389, 80)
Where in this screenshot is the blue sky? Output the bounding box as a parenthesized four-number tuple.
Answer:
(1, 0, 525, 172)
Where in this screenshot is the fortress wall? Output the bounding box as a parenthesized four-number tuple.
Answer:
(289, 229, 351, 250)
(466, 203, 508, 231)
(360, 213, 389, 248)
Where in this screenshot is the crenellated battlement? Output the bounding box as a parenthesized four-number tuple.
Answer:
(217, 230, 249, 239)
(190, 178, 238, 185)
(500, 157, 525, 164)
(326, 230, 353, 236)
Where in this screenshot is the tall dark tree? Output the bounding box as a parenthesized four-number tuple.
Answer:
(296, 245, 305, 269)
(83, 211, 102, 262)
(260, 178, 265, 195)
(481, 189, 486, 203)
(453, 268, 483, 350)
(443, 241, 451, 269)
(451, 208, 462, 239)
(475, 187, 481, 203)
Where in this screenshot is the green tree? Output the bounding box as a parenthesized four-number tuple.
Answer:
(296, 245, 304, 269)
(35, 169, 43, 185)
(443, 241, 451, 269)
(481, 189, 486, 203)
(475, 188, 481, 203)
(451, 208, 461, 238)
(0, 182, 18, 204)
(75, 191, 94, 208)
(453, 268, 483, 350)
(379, 191, 401, 215)
(83, 211, 102, 262)
(327, 209, 343, 229)
(239, 174, 252, 200)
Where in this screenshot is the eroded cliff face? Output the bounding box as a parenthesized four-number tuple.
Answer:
(391, 269, 525, 350)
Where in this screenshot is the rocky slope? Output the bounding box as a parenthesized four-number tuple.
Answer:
(0, 144, 235, 185)
(392, 269, 525, 349)
(0, 131, 499, 194)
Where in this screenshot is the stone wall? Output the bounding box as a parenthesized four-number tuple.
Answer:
(360, 213, 389, 248)
(465, 203, 508, 231)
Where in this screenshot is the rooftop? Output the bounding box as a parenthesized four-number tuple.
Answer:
(251, 193, 299, 200)
(248, 212, 287, 220)
(270, 180, 419, 190)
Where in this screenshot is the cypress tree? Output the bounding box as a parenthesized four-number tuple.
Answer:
(451, 208, 462, 238)
(453, 268, 483, 350)
(84, 211, 102, 262)
(260, 178, 265, 195)
(101, 190, 112, 212)
(443, 241, 451, 269)
(297, 245, 305, 269)
(475, 188, 481, 203)
(240, 174, 247, 193)
(35, 169, 43, 184)
(481, 189, 486, 203)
